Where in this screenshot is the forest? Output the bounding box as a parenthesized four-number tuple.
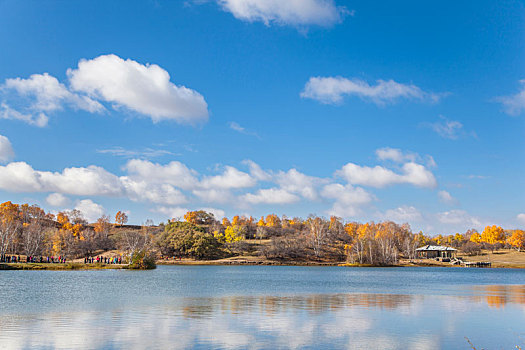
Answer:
(0, 201, 524, 266)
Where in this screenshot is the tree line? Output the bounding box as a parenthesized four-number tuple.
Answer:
(1, 202, 524, 266)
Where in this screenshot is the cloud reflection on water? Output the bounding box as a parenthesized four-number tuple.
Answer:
(1, 288, 524, 349)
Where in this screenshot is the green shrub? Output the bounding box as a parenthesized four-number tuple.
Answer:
(127, 250, 156, 270)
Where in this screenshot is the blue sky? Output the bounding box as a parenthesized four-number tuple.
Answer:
(0, 0, 524, 234)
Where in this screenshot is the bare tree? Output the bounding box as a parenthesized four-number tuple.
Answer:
(307, 216, 329, 259)
(120, 229, 151, 263)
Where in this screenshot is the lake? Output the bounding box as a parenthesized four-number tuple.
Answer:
(1, 265, 524, 349)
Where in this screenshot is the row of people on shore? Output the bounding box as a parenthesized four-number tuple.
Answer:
(0, 255, 66, 263)
(84, 256, 122, 264)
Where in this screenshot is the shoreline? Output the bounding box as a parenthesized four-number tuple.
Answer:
(3, 258, 525, 270)
(0, 263, 126, 270)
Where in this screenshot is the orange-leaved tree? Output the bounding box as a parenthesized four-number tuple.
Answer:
(115, 211, 128, 226)
(507, 230, 525, 252)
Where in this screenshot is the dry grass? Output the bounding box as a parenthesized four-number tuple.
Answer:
(459, 249, 525, 268)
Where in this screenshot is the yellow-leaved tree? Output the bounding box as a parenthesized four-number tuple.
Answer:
(481, 225, 506, 245)
(224, 225, 245, 243)
(470, 232, 482, 243)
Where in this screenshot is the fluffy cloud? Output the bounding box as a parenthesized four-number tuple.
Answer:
(382, 206, 423, 223)
(0, 135, 14, 163)
(46, 193, 70, 207)
(74, 199, 105, 222)
(497, 80, 525, 115)
(192, 188, 234, 203)
(1, 73, 103, 127)
(0, 102, 49, 127)
(1, 55, 208, 126)
(275, 168, 324, 200)
(68, 54, 208, 124)
(336, 162, 437, 188)
(124, 159, 199, 190)
(200, 166, 256, 189)
(301, 76, 441, 105)
(242, 188, 300, 204)
(122, 179, 188, 205)
(321, 183, 374, 217)
(155, 206, 189, 220)
(517, 213, 525, 225)
(243, 160, 272, 181)
(216, 0, 348, 27)
(0, 162, 123, 195)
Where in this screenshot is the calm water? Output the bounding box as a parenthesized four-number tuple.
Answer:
(1, 266, 525, 349)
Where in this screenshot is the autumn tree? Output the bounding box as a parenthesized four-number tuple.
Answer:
(21, 204, 51, 257)
(265, 214, 281, 228)
(507, 230, 525, 252)
(470, 231, 482, 243)
(183, 210, 215, 226)
(223, 225, 245, 243)
(222, 217, 231, 227)
(481, 225, 506, 245)
(52, 211, 84, 256)
(0, 201, 22, 257)
(115, 211, 128, 226)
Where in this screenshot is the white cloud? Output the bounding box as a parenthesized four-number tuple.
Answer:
(46, 193, 70, 207)
(437, 210, 481, 228)
(428, 117, 463, 139)
(0, 134, 14, 163)
(321, 183, 374, 218)
(68, 54, 208, 124)
(517, 213, 525, 225)
(122, 179, 188, 205)
(192, 188, 233, 203)
(0, 162, 123, 195)
(497, 80, 525, 115)
(1, 73, 103, 127)
(201, 166, 256, 189)
(376, 147, 417, 163)
(155, 206, 189, 220)
(4, 73, 103, 113)
(275, 168, 324, 200)
(243, 159, 272, 181)
(383, 206, 423, 223)
(75, 199, 105, 222)
(242, 188, 300, 204)
(301, 76, 442, 105)
(216, 0, 348, 27)
(0, 103, 49, 127)
(438, 190, 457, 205)
(336, 162, 437, 188)
(124, 159, 199, 190)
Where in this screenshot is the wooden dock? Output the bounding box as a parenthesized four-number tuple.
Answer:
(464, 261, 492, 268)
